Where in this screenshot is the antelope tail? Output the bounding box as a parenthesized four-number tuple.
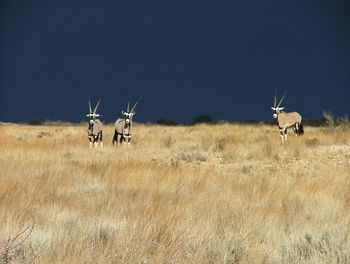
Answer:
(297, 121, 304, 135)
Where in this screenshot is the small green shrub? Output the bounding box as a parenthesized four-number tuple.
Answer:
(192, 114, 212, 124)
(27, 119, 43, 126)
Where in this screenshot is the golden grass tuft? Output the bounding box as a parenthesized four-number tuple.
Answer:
(1, 122, 350, 263)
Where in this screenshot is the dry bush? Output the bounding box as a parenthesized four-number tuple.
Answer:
(0, 122, 350, 263)
(1, 224, 38, 264)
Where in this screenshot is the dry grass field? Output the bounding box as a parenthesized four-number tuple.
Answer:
(1, 122, 350, 263)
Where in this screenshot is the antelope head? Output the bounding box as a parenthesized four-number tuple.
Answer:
(87, 99, 101, 124)
(121, 97, 142, 124)
(271, 92, 286, 118)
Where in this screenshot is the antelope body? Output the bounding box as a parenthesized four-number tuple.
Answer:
(113, 97, 141, 145)
(86, 100, 103, 147)
(271, 93, 303, 142)
(114, 117, 133, 144)
(276, 112, 302, 129)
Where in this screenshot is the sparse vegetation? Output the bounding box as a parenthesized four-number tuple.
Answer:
(1, 122, 350, 263)
(338, 114, 350, 130)
(192, 114, 212, 124)
(156, 118, 186, 126)
(1, 224, 37, 264)
(26, 119, 43, 126)
(323, 110, 335, 128)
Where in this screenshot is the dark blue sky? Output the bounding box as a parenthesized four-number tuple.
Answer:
(1, 0, 349, 123)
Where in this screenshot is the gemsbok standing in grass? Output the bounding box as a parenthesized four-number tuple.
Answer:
(271, 92, 304, 143)
(86, 99, 103, 148)
(113, 97, 142, 145)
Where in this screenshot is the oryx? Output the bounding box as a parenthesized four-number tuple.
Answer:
(113, 97, 142, 145)
(271, 92, 304, 142)
(86, 99, 103, 148)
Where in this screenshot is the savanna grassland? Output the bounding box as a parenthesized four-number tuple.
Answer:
(1, 122, 350, 264)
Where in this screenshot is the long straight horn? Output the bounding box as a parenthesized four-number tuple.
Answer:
(274, 90, 277, 107)
(277, 91, 287, 108)
(127, 96, 131, 112)
(93, 99, 101, 114)
(131, 96, 142, 112)
(89, 101, 92, 114)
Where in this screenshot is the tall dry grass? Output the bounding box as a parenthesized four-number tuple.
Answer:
(0, 122, 350, 263)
